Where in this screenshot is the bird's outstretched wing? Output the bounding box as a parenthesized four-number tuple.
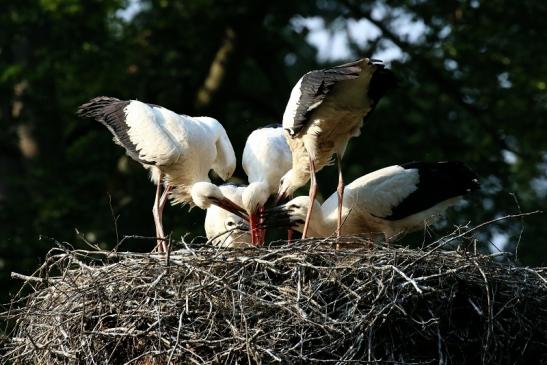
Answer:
(344, 165, 421, 220)
(383, 161, 479, 220)
(283, 60, 363, 136)
(283, 58, 397, 136)
(339, 161, 478, 221)
(77, 96, 150, 163)
(77, 96, 183, 166)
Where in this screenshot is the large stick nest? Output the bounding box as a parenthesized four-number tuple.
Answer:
(2, 236, 546, 364)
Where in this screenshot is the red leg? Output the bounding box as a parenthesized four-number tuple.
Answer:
(302, 158, 317, 239)
(336, 155, 344, 238)
(159, 185, 172, 211)
(157, 185, 172, 252)
(152, 178, 167, 253)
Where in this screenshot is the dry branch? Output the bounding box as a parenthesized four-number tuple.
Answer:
(1, 236, 546, 364)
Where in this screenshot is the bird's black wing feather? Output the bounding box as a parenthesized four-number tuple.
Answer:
(368, 64, 398, 105)
(288, 58, 397, 136)
(76, 96, 154, 165)
(384, 161, 479, 221)
(288, 61, 362, 136)
(359, 60, 398, 126)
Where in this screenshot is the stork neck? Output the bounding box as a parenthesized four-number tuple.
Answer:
(165, 167, 211, 207)
(295, 201, 329, 237)
(242, 182, 271, 213)
(309, 206, 332, 237)
(288, 168, 311, 195)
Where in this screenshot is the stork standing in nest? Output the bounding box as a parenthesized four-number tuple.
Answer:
(277, 58, 397, 238)
(266, 161, 479, 240)
(77, 97, 246, 252)
(242, 124, 292, 245)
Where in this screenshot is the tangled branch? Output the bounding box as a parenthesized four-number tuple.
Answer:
(1, 235, 546, 364)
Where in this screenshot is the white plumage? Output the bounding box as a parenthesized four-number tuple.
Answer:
(278, 58, 397, 238)
(77, 96, 244, 252)
(241, 125, 292, 245)
(123, 101, 183, 165)
(266, 161, 479, 240)
(204, 185, 252, 248)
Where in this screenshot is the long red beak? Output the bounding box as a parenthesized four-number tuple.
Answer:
(287, 229, 293, 244)
(258, 206, 266, 246)
(274, 191, 286, 205)
(249, 212, 259, 246)
(214, 197, 249, 221)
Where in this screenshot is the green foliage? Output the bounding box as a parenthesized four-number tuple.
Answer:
(1, 0, 545, 302)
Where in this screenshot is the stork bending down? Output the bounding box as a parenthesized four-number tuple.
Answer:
(242, 124, 292, 245)
(77, 97, 244, 252)
(266, 161, 479, 240)
(278, 58, 397, 238)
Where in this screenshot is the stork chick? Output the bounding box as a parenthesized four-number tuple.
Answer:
(204, 185, 252, 248)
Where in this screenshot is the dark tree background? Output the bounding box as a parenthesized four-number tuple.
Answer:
(1, 0, 545, 302)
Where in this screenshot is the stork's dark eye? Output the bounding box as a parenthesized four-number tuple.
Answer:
(287, 204, 300, 210)
(226, 221, 236, 227)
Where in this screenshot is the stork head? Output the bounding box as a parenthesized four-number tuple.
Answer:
(191, 182, 247, 219)
(262, 196, 323, 235)
(280, 196, 310, 227)
(214, 157, 236, 182)
(276, 169, 308, 203)
(205, 205, 251, 248)
(191, 182, 223, 209)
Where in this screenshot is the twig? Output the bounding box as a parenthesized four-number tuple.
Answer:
(3, 236, 546, 364)
(108, 193, 120, 245)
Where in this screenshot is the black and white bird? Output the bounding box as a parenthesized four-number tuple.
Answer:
(277, 58, 397, 239)
(77, 96, 246, 252)
(266, 161, 479, 239)
(241, 124, 292, 245)
(204, 185, 251, 248)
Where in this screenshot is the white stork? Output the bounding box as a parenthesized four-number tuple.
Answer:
(77, 96, 246, 252)
(278, 58, 397, 238)
(204, 184, 252, 248)
(241, 124, 292, 245)
(266, 161, 479, 240)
